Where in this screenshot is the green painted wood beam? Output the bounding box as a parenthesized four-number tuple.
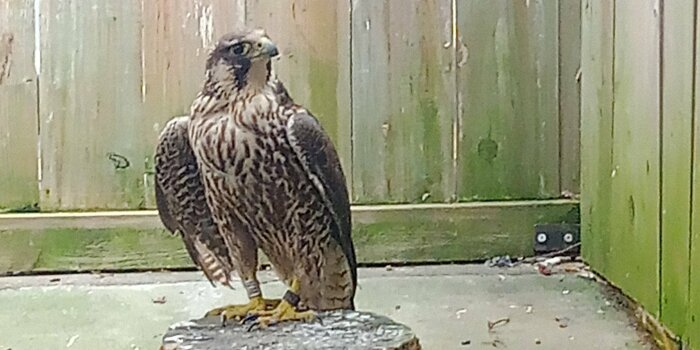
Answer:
(0, 200, 578, 274)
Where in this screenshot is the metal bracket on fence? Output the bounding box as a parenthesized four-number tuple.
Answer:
(533, 223, 581, 255)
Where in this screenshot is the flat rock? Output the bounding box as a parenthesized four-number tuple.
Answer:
(160, 310, 421, 350)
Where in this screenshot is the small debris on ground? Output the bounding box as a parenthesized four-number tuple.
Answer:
(555, 316, 570, 328)
(576, 269, 599, 281)
(485, 255, 515, 268)
(487, 317, 510, 332)
(49, 277, 61, 283)
(460, 339, 471, 346)
(525, 305, 533, 314)
(535, 338, 542, 345)
(562, 289, 571, 295)
(394, 305, 401, 310)
(543, 257, 566, 266)
(536, 256, 578, 276)
(482, 339, 506, 348)
(455, 308, 467, 318)
(152, 296, 167, 304)
(66, 335, 79, 347)
(562, 264, 582, 273)
(385, 265, 393, 271)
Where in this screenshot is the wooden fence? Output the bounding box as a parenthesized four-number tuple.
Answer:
(0, 0, 581, 211)
(580, 0, 700, 346)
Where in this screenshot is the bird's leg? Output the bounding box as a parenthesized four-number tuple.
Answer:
(205, 277, 280, 322)
(244, 277, 317, 328)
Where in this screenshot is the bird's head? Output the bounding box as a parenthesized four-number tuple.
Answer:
(204, 28, 279, 93)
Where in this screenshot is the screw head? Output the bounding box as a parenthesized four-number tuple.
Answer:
(563, 233, 574, 243)
(536, 233, 548, 243)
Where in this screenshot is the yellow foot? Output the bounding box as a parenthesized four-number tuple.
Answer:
(205, 296, 280, 322)
(244, 300, 317, 329)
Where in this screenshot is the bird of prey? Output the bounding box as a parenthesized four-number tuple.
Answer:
(154, 28, 357, 326)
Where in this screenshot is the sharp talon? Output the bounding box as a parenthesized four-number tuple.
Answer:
(241, 313, 259, 324)
(246, 318, 272, 332)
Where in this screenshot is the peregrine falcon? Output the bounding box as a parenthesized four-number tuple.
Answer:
(154, 28, 357, 326)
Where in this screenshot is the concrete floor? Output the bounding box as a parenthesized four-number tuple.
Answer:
(0, 265, 652, 350)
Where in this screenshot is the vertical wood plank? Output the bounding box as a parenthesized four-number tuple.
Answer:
(579, 0, 614, 275)
(456, 0, 560, 201)
(39, 0, 144, 210)
(351, 0, 456, 203)
(608, 0, 661, 315)
(140, 0, 244, 208)
(559, 0, 581, 194)
(0, 0, 38, 210)
(660, 0, 694, 336)
(245, 0, 352, 199)
(687, 1, 700, 346)
(39, 0, 243, 210)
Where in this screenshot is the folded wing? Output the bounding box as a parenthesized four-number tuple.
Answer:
(154, 116, 235, 286)
(286, 112, 357, 293)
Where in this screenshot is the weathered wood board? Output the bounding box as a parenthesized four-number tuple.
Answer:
(660, 0, 694, 337)
(4, 0, 581, 210)
(0, 0, 39, 210)
(38, 0, 146, 210)
(607, 0, 661, 316)
(0, 200, 578, 273)
(456, 0, 561, 201)
(350, 0, 456, 204)
(688, 2, 700, 347)
(582, 0, 663, 317)
(582, 0, 700, 345)
(558, 0, 582, 194)
(38, 0, 244, 210)
(245, 0, 352, 197)
(580, 0, 615, 278)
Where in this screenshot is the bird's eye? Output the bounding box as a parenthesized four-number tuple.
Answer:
(229, 42, 250, 56)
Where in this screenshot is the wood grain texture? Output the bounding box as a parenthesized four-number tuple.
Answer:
(38, 0, 243, 210)
(6, 1, 584, 209)
(0, 200, 578, 273)
(688, 1, 700, 346)
(580, 0, 614, 276)
(456, 0, 560, 201)
(558, 0, 582, 194)
(245, 0, 352, 197)
(0, 0, 38, 210)
(351, 0, 456, 204)
(660, 0, 694, 336)
(38, 0, 145, 210)
(608, 0, 661, 315)
(161, 311, 422, 350)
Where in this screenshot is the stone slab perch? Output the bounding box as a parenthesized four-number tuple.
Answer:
(160, 310, 421, 350)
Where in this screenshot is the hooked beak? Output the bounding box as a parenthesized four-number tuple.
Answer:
(259, 37, 279, 58)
